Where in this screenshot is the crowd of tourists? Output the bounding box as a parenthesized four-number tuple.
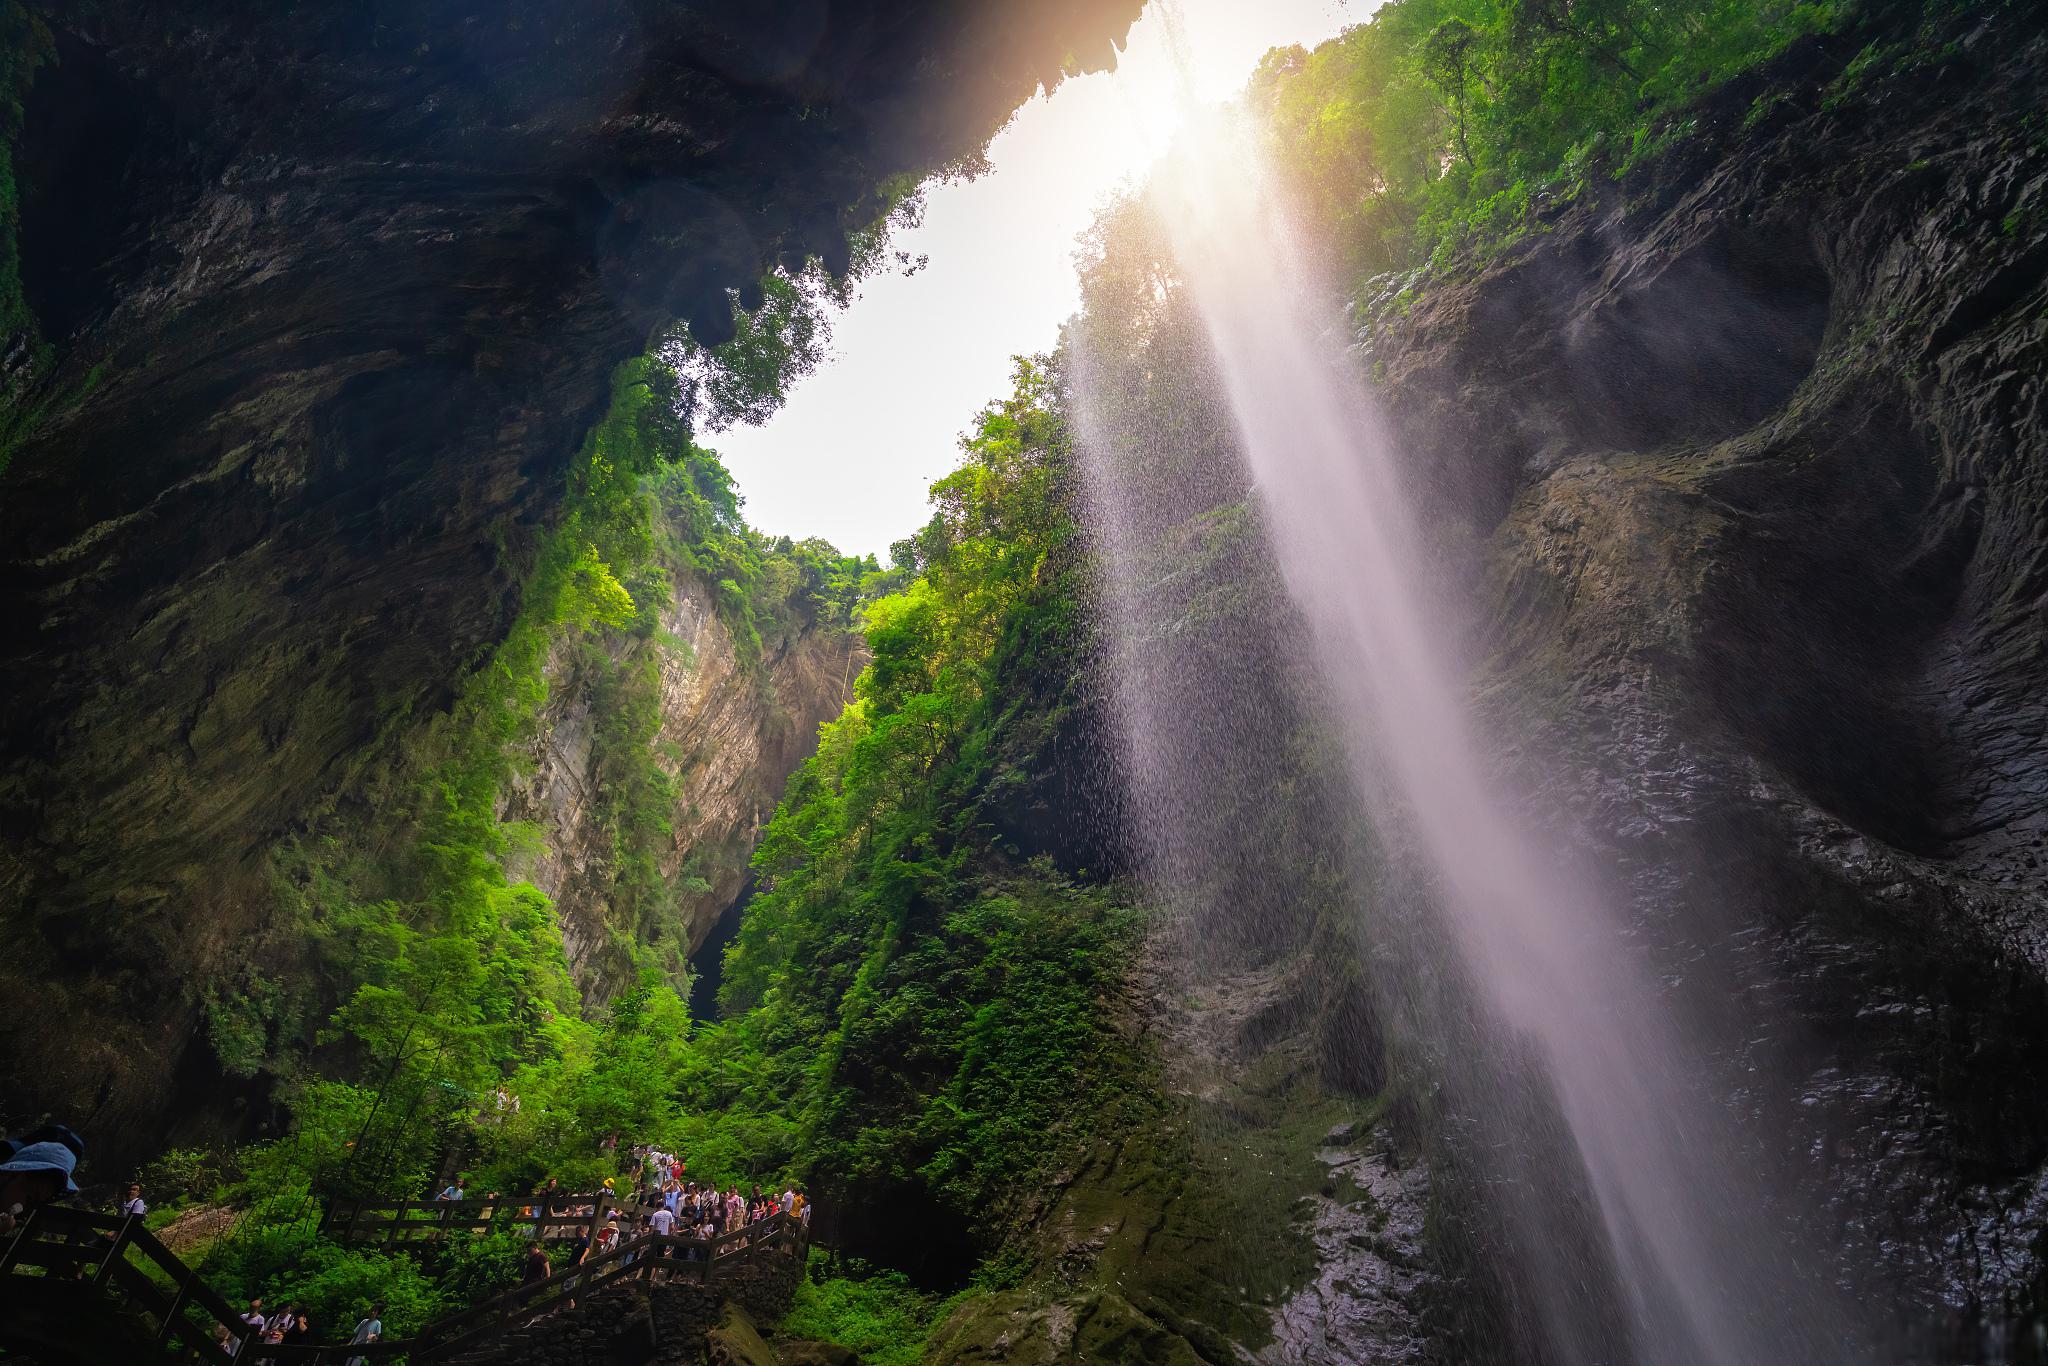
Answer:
(510, 1143, 812, 1294)
(216, 1297, 388, 1365)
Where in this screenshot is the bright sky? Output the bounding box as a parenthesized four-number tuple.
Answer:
(713, 0, 1357, 559)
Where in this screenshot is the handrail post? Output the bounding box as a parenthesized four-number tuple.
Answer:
(0, 1204, 39, 1274)
(156, 1269, 197, 1346)
(91, 1215, 133, 1289)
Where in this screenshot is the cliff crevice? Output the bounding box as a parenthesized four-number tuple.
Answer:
(502, 570, 862, 1002)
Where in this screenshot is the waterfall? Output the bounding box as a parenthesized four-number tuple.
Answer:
(1072, 110, 1868, 1365)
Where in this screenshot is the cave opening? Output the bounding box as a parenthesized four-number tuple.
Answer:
(687, 873, 754, 1023)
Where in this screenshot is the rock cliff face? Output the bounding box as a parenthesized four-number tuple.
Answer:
(1360, 4, 2048, 1350)
(503, 571, 861, 1003)
(0, 0, 1137, 1162)
(924, 941, 1432, 1366)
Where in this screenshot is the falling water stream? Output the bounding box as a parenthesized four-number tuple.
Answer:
(1076, 108, 1866, 1365)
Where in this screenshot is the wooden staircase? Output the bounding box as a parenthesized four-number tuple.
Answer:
(2, 1202, 810, 1364)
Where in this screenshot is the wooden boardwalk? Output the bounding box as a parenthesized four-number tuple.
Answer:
(2, 1201, 810, 1364)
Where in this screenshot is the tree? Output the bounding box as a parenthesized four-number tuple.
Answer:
(1421, 18, 1481, 168)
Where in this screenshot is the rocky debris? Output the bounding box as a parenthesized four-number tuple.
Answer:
(770, 1340, 859, 1366)
(152, 1202, 238, 1258)
(705, 1303, 780, 1366)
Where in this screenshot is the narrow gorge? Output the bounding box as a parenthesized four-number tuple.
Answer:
(2, 1, 2046, 1364)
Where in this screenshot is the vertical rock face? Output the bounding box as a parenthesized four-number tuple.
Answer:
(502, 573, 861, 1004)
(1360, 7, 2048, 1347)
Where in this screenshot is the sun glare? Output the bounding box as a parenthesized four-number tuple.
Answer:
(712, 0, 1353, 558)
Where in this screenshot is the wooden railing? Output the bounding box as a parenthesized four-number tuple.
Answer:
(404, 1210, 810, 1362)
(318, 1189, 741, 1249)
(2, 1203, 809, 1365)
(0, 1205, 328, 1363)
(318, 1191, 616, 1249)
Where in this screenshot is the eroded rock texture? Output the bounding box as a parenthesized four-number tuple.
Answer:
(1362, 5, 2048, 1351)
(0, 0, 1136, 1163)
(503, 568, 862, 1000)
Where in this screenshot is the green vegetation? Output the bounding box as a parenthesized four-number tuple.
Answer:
(141, 351, 1145, 1350)
(166, 347, 877, 1332)
(88, 1, 1990, 1353)
(675, 359, 1148, 1262)
(1249, 0, 1853, 278)
(783, 1258, 966, 1366)
(0, 0, 50, 355)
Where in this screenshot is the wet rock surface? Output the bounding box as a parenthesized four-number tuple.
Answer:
(1361, 4, 2048, 1352)
(1260, 1133, 1429, 1365)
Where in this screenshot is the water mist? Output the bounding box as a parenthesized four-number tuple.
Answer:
(1074, 111, 1868, 1365)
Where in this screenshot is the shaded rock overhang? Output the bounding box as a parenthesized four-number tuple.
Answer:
(0, 0, 1138, 1140)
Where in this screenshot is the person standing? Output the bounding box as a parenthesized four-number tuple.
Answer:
(563, 1230, 590, 1298)
(257, 1314, 285, 1365)
(520, 1241, 551, 1298)
(119, 1182, 147, 1220)
(344, 1306, 383, 1366)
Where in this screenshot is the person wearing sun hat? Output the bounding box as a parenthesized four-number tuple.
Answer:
(0, 1140, 80, 1236)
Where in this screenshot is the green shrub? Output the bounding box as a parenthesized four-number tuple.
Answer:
(1249, 0, 1861, 277)
(783, 1258, 948, 1366)
(265, 1242, 443, 1339)
(137, 1147, 240, 1209)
